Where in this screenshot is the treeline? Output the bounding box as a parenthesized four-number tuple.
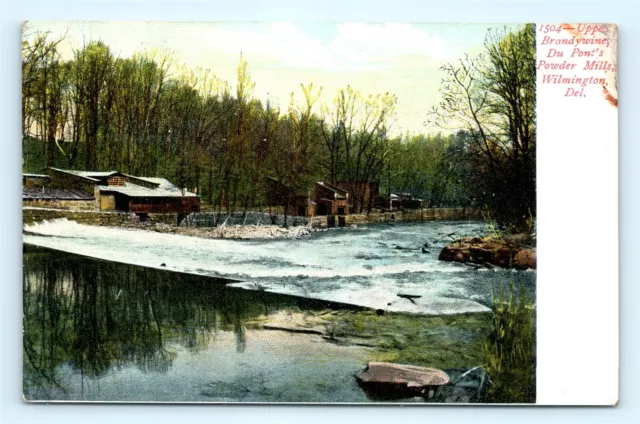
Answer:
(433, 25, 536, 232)
(22, 24, 535, 231)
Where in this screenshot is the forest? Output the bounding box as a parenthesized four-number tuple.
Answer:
(22, 24, 536, 232)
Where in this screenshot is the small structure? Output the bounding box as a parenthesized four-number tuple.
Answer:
(265, 178, 349, 217)
(392, 193, 423, 210)
(23, 168, 200, 214)
(374, 193, 424, 211)
(335, 181, 379, 213)
(313, 182, 349, 216)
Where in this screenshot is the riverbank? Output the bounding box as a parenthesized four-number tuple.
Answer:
(248, 309, 492, 366)
(247, 308, 493, 402)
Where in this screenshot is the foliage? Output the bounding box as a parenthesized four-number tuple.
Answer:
(483, 281, 536, 403)
(434, 25, 536, 232)
(22, 24, 536, 224)
(382, 132, 472, 207)
(320, 87, 397, 212)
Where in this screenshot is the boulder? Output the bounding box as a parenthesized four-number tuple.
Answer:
(513, 248, 536, 270)
(438, 234, 535, 270)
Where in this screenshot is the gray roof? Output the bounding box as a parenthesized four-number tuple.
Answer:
(48, 168, 197, 198)
(316, 181, 348, 199)
(23, 188, 94, 201)
(98, 181, 197, 198)
(49, 168, 101, 182)
(126, 176, 174, 189)
(76, 171, 119, 177)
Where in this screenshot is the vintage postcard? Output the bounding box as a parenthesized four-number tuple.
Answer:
(21, 22, 617, 404)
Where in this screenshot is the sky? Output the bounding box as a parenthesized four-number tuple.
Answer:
(23, 21, 513, 135)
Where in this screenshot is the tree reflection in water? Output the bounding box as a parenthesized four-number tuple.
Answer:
(23, 246, 341, 400)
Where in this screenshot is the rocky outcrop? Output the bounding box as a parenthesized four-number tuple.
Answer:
(439, 235, 536, 270)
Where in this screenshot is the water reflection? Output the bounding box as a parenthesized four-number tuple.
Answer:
(23, 245, 355, 401)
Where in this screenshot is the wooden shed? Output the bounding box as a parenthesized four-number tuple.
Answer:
(45, 168, 200, 213)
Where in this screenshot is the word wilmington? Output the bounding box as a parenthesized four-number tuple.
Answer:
(541, 74, 606, 87)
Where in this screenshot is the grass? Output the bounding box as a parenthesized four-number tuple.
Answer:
(324, 311, 493, 371)
(483, 281, 536, 403)
(323, 283, 536, 404)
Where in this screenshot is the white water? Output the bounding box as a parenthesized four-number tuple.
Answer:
(23, 218, 535, 315)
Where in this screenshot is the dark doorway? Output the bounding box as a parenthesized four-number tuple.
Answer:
(317, 202, 329, 215)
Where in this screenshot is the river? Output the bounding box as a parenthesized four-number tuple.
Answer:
(23, 219, 535, 315)
(23, 219, 535, 402)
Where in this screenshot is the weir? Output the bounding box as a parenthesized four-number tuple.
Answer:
(22, 218, 535, 316)
(23, 206, 482, 228)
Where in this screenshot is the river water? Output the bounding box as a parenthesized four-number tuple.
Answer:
(23, 248, 374, 402)
(23, 219, 535, 402)
(23, 219, 535, 315)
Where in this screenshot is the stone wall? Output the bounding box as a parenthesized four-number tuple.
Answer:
(312, 208, 482, 228)
(148, 213, 179, 225)
(22, 199, 96, 211)
(23, 208, 179, 227)
(23, 207, 481, 229)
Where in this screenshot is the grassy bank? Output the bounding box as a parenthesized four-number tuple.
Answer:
(317, 286, 536, 403)
(323, 311, 493, 371)
(483, 282, 536, 403)
(244, 283, 535, 403)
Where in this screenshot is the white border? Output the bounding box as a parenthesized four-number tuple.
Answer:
(2, 0, 635, 422)
(536, 23, 618, 405)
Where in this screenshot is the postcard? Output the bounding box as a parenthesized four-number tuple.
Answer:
(21, 22, 618, 404)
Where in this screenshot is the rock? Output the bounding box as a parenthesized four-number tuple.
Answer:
(468, 247, 494, 263)
(394, 245, 413, 250)
(513, 248, 536, 270)
(356, 362, 450, 400)
(438, 234, 535, 270)
(494, 247, 513, 267)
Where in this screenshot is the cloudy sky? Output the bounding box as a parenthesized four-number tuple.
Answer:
(24, 21, 507, 135)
